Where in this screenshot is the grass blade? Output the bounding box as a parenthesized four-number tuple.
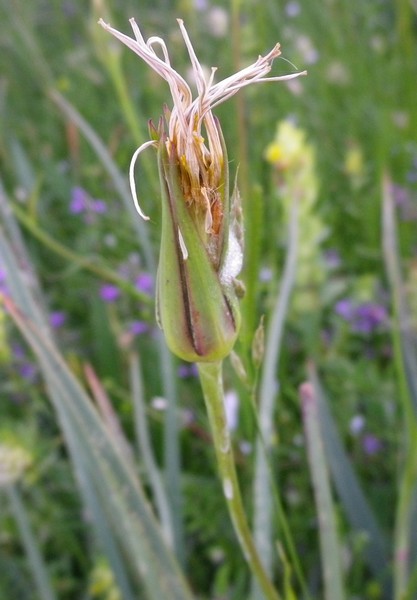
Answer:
(300, 381, 345, 600)
(7, 485, 57, 600)
(382, 172, 417, 598)
(252, 194, 299, 591)
(309, 364, 390, 591)
(129, 351, 175, 548)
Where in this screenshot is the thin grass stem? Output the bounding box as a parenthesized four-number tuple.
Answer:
(7, 484, 57, 600)
(129, 351, 175, 549)
(198, 360, 281, 600)
(382, 173, 417, 598)
(300, 381, 345, 600)
(252, 194, 299, 586)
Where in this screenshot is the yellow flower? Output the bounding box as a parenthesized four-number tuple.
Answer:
(344, 143, 365, 187)
(265, 120, 309, 171)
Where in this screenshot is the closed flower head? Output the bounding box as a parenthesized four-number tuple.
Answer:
(99, 17, 305, 361)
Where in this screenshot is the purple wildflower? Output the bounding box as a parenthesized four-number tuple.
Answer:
(19, 362, 38, 382)
(92, 199, 107, 214)
(335, 298, 355, 320)
(194, 0, 208, 10)
(0, 269, 8, 294)
(239, 440, 253, 455)
(285, 1, 301, 17)
(391, 183, 410, 207)
(406, 159, 417, 183)
(12, 343, 26, 361)
(135, 273, 154, 295)
(49, 311, 67, 329)
(391, 183, 417, 221)
(178, 363, 199, 378)
(129, 321, 149, 336)
(324, 248, 341, 269)
(70, 186, 87, 214)
(352, 303, 388, 334)
(70, 188, 107, 217)
(335, 299, 387, 334)
(362, 433, 382, 456)
(259, 267, 273, 282)
(99, 284, 120, 303)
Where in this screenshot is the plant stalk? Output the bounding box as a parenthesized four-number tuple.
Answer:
(198, 361, 281, 600)
(7, 484, 57, 600)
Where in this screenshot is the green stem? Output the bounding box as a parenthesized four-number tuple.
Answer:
(7, 484, 57, 600)
(300, 381, 345, 600)
(198, 361, 281, 600)
(129, 351, 175, 549)
(382, 173, 417, 598)
(252, 194, 299, 581)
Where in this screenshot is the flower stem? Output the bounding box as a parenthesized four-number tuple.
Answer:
(198, 361, 281, 600)
(7, 484, 57, 600)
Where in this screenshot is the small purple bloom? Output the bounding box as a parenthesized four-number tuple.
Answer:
(194, 0, 208, 10)
(19, 362, 38, 382)
(391, 183, 417, 221)
(362, 433, 382, 456)
(135, 273, 154, 294)
(70, 186, 87, 214)
(335, 298, 355, 321)
(239, 440, 253, 455)
(285, 1, 301, 17)
(92, 199, 107, 214)
(324, 248, 341, 269)
(353, 303, 387, 334)
(12, 343, 26, 361)
(406, 159, 417, 183)
(49, 311, 67, 329)
(178, 363, 199, 378)
(129, 321, 149, 336)
(259, 267, 273, 282)
(0, 267, 8, 294)
(99, 284, 120, 303)
(391, 184, 410, 207)
(335, 299, 387, 334)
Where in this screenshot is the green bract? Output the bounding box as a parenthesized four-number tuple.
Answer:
(155, 119, 242, 362)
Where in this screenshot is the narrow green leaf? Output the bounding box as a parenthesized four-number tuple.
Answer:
(300, 380, 345, 600)
(7, 485, 57, 600)
(129, 351, 175, 548)
(382, 172, 417, 598)
(309, 365, 390, 588)
(252, 195, 299, 596)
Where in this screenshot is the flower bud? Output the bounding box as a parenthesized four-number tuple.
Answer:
(155, 120, 242, 362)
(98, 17, 305, 361)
